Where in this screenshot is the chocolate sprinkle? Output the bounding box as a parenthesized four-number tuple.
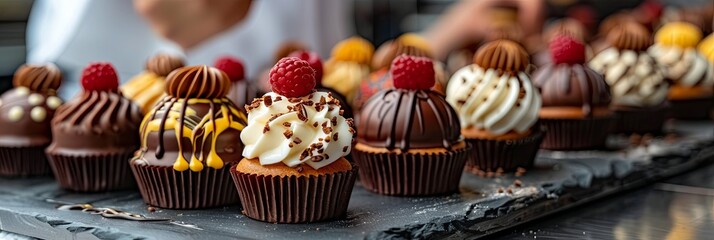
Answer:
(313, 122, 319, 128)
(283, 129, 293, 139)
(293, 137, 302, 144)
(333, 132, 339, 141)
(288, 143, 294, 148)
(331, 116, 337, 126)
(263, 123, 270, 133)
(342, 146, 349, 152)
(311, 155, 325, 162)
(283, 122, 291, 128)
(300, 150, 309, 160)
(324, 136, 331, 142)
(275, 96, 282, 102)
(263, 96, 273, 106)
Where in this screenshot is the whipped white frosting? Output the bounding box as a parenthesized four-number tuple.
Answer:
(648, 45, 714, 88)
(589, 48, 669, 107)
(241, 91, 354, 170)
(446, 65, 541, 135)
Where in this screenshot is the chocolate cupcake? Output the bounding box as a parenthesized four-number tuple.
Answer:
(131, 65, 247, 209)
(233, 57, 357, 223)
(648, 22, 714, 119)
(589, 22, 670, 133)
(47, 63, 142, 192)
(533, 35, 614, 150)
(0, 64, 62, 177)
(447, 40, 542, 173)
(214, 56, 257, 110)
(289, 50, 354, 119)
(357, 33, 447, 110)
(122, 53, 184, 113)
(356, 55, 469, 195)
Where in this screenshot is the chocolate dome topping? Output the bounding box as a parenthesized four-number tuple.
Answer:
(13, 64, 62, 93)
(166, 65, 231, 99)
(146, 53, 185, 77)
(473, 40, 530, 74)
(607, 22, 652, 51)
(533, 64, 611, 115)
(358, 89, 461, 151)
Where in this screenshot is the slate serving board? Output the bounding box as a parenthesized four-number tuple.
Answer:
(0, 121, 713, 240)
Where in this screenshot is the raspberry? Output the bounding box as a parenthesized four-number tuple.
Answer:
(214, 56, 245, 82)
(288, 51, 323, 84)
(81, 62, 119, 92)
(269, 57, 316, 97)
(390, 55, 435, 90)
(549, 34, 586, 65)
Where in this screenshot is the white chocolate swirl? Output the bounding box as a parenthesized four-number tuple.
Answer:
(648, 45, 714, 88)
(446, 65, 541, 135)
(589, 48, 669, 107)
(241, 91, 354, 170)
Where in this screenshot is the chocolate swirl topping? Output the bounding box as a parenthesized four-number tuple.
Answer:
(533, 64, 612, 116)
(473, 40, 530, 74)
(50, 91, 143, 151)
(607, 22, 652, 51)
(166, 65, 231, 99)
(146, 53, 185, 77)
(358, 89, 461, 151)
(13, 64, 62, 94)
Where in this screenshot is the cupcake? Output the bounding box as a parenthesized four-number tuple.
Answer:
(122, 53, 184, 113)
(355, 55, 469, 195)
(289, 50, 354, 119)
(233, 57, 357, 223)
(322, 37, 374, 106)
(214, 56, 257, 110)
(46, 63, 142, 192)
(0, 64, 62, 177)
(533, 35, 614, 150)
(648, 22, 714, 119)
(446, 40, 543, 173)
(589, 22, 670, 133)
(357, 33, 447, 110)
(131, 65, 247, 209)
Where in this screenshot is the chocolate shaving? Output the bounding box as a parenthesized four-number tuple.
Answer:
(263, 96, 273, 106)
(283, 122, 291, 128)
(300, 150, 309, 160)
(263, 123, 270, 133)
(342, 146, 349, 152)
(304, 100, 314, 106)
(311, 155, 325, 162)
(324, 136, 331, 142)
(313, 122, 319, 128)
(345, 119, 355, 128)
(293, 137, 302, 144)
(331, 116, 337, 126)
(283, 130, 293, 139)
(348, 128, 356, 134)
(322, 126, 333, 134)
(289, 97, 301, 103)
(275, 96, 282, 102)
(333, 133, 339, 141)
(319, 96, 326, 105)
(288, 143, 294, 148)
(339, 110, 344, 116)
(295, 104, 308, 122)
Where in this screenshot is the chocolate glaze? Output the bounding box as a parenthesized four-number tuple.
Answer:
(146, 53, 184, 77)
(358, 89, 461, 151)
(48, 90, 142, 153)
(0, 64, 63, 147)
(135, 66, 247, 171)
(607, 22, 652, 51)
(533, 64, 612, 116)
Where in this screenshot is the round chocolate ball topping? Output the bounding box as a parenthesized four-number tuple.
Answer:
(146, 53, 185, 77)
(166, 65, 231, 99)
(13, 64, 62, 93)
(473, 40, 530, 74)
(607, 22, 652, 51)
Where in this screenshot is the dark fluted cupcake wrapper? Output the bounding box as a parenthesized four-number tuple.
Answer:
(47, 152, 136, 192)
(669, 98, 714, 120)
(0, 145, 50, 178)
(352, 144, 470, 196)
(540, 117, 615, 150)
(614, 107, 668, 134)
(130, 162, 239, 209)
(230, 165, 357, 223)
(464, 130, 544, 173)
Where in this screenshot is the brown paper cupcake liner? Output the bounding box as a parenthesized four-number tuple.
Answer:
(0, 145, 51, 178)
(614, 107, 668, 134)
(464, 130, 544, 173)
(47, 152, 136, 192)
(540, 116, 615, 150)
(231, 165, 357, 223)
(352, 144, 470, 196)
(668, 98, 714, 120)
(130, 162, 239, 209)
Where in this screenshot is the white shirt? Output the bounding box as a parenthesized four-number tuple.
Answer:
(27, 0, 351, 99)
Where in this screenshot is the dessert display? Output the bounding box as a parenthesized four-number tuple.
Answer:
(589, 22, 670, 133)
(322, 37, 374, 107)
(533, 35, 614, 150)
(648, 22, 714, 119)
(358, 33, 447, 110)
(289, 50, 354, 118)
(446, 40, 542, 173)
(233, 57, 357, 223)
(214, 56, 257, 109)
(355, 54, 468, 195)
(131, 65, 247, 209)
(46, 63, 143, 192)
(122, 53, 185, 113)
(0, 64, 62, 177)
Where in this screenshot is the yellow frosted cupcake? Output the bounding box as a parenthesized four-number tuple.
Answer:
(122, 53, 184, 113)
